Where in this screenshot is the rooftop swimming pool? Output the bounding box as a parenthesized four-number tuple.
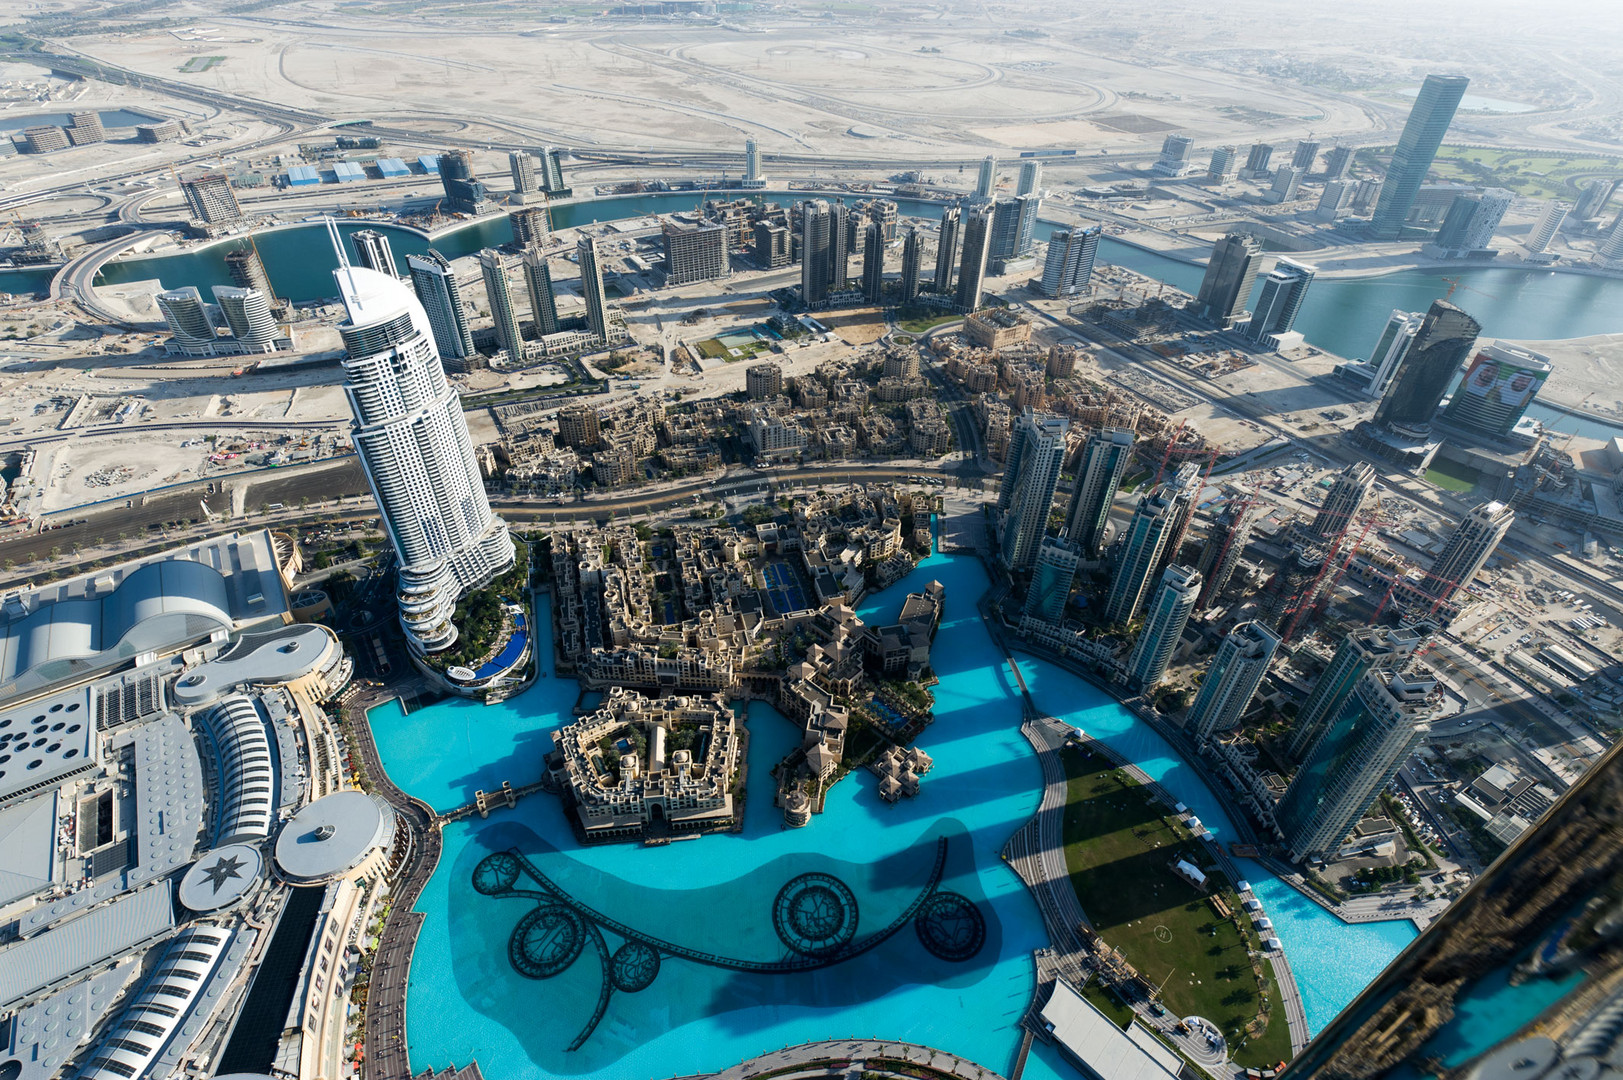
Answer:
(367, 548, 1416, 1079)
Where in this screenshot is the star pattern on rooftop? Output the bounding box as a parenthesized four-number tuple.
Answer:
(201, 853, 248, 894)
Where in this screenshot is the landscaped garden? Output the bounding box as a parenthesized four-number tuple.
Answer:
(1060, 749, 1291, 1068)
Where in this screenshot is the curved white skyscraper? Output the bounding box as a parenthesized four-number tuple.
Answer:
(330, 227, 514, 654)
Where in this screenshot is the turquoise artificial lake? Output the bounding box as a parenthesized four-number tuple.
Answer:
(368, 545, 1416, 1079)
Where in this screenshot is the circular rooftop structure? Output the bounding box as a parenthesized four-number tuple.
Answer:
(172, 623, 341, 708)
(178, 843, 263, 912)
(274, 790, 394, 884)
(1468, 1038, 1561, 1080)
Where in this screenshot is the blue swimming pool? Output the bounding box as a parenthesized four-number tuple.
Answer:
(369, 551, 1416, 1079)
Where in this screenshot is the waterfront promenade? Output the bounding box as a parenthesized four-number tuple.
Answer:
(689, 1039, 1008, 1080)
(343, 680, 446, 1080)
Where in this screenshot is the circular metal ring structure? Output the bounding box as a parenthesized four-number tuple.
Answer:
(473, 851, 522, 895)
(510, 904, 586, 979)
(914, 892, 986, 962)
(609, 941, 661, 992)
(773, 872, 860, 957)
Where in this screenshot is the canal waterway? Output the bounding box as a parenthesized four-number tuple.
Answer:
(5, 188, 1619, 435)
(368, 546, 1414, 1080)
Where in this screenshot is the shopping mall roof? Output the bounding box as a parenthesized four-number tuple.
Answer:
(178, 843, 263, 912)
(0, 684, 97, 809)
(0, 530, 290, 701)
(0, 883, 175, 1011)
(274, 790, 394, 883)
(172, 623, 340, 707)
(0, 790, 59, 906)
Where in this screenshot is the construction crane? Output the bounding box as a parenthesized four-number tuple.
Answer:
(1281, 501, 1380, 642)
(1440, 276, 1503, 305)
(1150, 420, 1195, 486)
(1197, 494, 1258, 609)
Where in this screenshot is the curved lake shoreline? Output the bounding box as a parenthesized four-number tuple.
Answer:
(365, 548, 1415, 1080)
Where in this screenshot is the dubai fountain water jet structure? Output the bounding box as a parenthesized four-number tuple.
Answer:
(471, 836, 987, 1050)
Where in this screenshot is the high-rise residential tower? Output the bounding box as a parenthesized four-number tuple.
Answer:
(1024, 537, 1081, 623)
(744, 138, 761, 183)
(522, 249, 560, 337)
(989, 199, 1020, 263)
(998, 409, 1070, 572)
(1277, 671, 1437, 861)
(861, 220, 885, 305)
(1195, 501, 1258, 610)
(224, 244, 282, 315)
(1287, 624, 1429, 762)
(329, 226, 514, 654)
(156, 287, 219, 355)
(478, 249, 524, 358)
(1153, 134, 1195, 177)
(1292, 139, 1321, 171)
(1525, 200, 1570, 254)
(509, 150, 536, 194)
(828, 200, 851, 288)
(661, 218, 730, 285)
(509, 205, 552, 248)
(1373, 300, 1481, 435)
(1360, 309, 1425, 399)
(1064, 426, 1134, 555)
(1308, 462, 1376, 543)
(1244, 258, 1316, 346)
(1040, 224, 1102, 299)
(1242, 143, 1274, 178)
(1187, 620, 1281, 743)
(1323, 144, 1354, 181)
(900, 227, 922, 303)
(1126, 564, 1202, 691)
(1102, 478, 1185, 625)
(1207, 146, 1238, 183)
(954, 203, 993, 313)
(351, 230, 397, 277)
(1013, 192, 1041, 258)
(1267, 165, 1303, 204)
(1193, 233, 1267, 328)
(975, 155, 997, 198)
(1425, 500, 1514, 602)
(179, 173, 242, 224)
(800, 200, 831, 309)
(1284, 737, 1623, 1080)
(1432, 188, 1514, 254)
(1574, 177, 1620, 222)
(1370, 74, 1470, 238)
(407, 249, 476, 366)
(934, 205, 961, 294)
(1597, 212, 1623, 268)
(1153, 462, 1203, 585)
(1442, 343, 1552, 436)
(437, 150, 489, 215)
(539, 147, 568, 195)
(1017, 160, 1042, 197)
(577, 235, 610, 342)
(211, 286, 279, 353)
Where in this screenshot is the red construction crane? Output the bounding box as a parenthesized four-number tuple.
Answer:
(1151, 420, 1188, 487)
(1282, 507, 1378, 642)
(1197, 495, 1257, 609)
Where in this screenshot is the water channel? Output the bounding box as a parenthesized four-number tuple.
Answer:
(4, 188, 1619, 435)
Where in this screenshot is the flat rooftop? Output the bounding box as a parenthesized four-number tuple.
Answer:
(0, 684, 97, 809)
(1039, 979, 1184, 1080)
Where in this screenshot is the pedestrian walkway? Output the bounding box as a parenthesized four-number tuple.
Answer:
(697, 1039, 1007, 1080)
